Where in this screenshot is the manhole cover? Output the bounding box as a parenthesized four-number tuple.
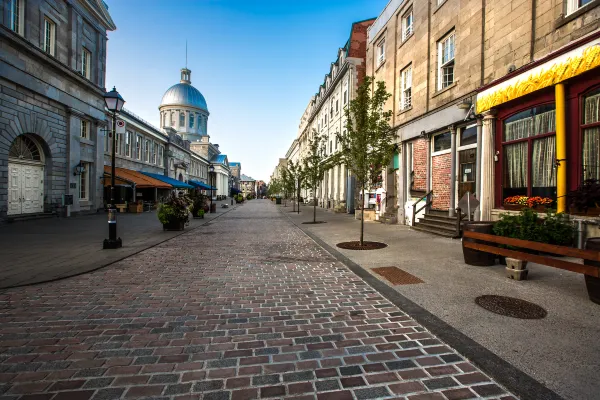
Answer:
(336, 241, 387, 250)
(373, 267, 423, 285)
(475, 295, 547, 319)
(302, 221, 327, 224)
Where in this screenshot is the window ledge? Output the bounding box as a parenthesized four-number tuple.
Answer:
(80, 138, 94, 146)
(398, 106, 413, 116)
(376, 60, 386, 73)
(433, 0, 448, 14)
(555, 0, 600, 29)
(432, 149, 452, 157)
(399, 33, 414, 49)
(433, 81, 458, 98)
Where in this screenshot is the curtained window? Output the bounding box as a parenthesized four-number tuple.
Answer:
(582, 88, 600, 181)
(502, 104, 556, 201)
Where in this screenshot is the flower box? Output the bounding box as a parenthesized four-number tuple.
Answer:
(502, 204, 523, 211)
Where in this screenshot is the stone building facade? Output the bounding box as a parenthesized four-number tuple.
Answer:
(0, 0, 115, 218)
(366, 0, 600, 228)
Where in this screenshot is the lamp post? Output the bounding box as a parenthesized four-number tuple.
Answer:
(209, 164, 215, 213)
(229, 175, 234, 205)
(103, 87, 125, 249)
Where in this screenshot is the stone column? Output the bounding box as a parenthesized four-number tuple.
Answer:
(479, 110, 497, 221)
(449, 125, 457, 217)
(475, 117, 483, 220)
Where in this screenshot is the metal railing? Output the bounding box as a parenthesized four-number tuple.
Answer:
(411, 190, 433, 227)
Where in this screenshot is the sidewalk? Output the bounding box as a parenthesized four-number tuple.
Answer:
(284, 203, 599, 400)
(0, 200, 237, 289)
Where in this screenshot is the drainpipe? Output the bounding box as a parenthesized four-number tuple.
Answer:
(475, 117, 483, 221)
(449, 125, 457, 217)
(555, 83, 567, 213)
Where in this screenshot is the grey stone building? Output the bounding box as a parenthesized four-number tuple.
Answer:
(1, 0, 115, 218)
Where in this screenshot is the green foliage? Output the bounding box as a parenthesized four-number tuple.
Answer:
(157, 192, 190, 225)
(197, 209, 205, 217)
(301, 132, 326, 195)
(188, 190, 208, 216)
(284, 160, 302, 201)
(267, 178, 282, 197)
(493, 208, 575, 246)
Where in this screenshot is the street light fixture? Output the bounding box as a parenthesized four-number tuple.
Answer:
(103, 87, 125, 249)
(209, 164, 215, 213)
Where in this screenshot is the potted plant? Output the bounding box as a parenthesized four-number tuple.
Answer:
(189, 191, 208, 219)
(568, 179, 600, 216)
(503, 195, 553, 211)
(196, 209, 205, 219)
(157, 192, 190, 231)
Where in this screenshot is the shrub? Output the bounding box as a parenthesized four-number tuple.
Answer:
(197, 209, 205, 217)
(493, 208, 574, 246)
(157, 192, 190, 225)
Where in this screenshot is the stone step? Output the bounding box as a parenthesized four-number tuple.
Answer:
(420, 215, 457, 226)
(412, 223, 457, 238)
(416, 220, 457, 234)
(5, 213, 56, 223)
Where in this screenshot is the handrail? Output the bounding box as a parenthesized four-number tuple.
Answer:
(455, 207, 463, 238)
(412, 190, 433, 226)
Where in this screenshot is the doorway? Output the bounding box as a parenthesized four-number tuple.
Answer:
(7, 136, 45, 215)
(458, 148, 477, 201)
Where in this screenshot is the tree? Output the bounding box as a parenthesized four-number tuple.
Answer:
(267, 178, 281, 198)
(302, 131, 326, 223)
(285, 160, 303, 212)
(280, 168, 293, 207)
(336, 76, 393, 245)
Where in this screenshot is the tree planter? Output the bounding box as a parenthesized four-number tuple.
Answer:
(462, 222, 496, 266)
(584, 237, 600, 305)
(163, 221, 185, 231)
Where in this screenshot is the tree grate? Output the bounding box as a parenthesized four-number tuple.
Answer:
(372, 267, 424, 285)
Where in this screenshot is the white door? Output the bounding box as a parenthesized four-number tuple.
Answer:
(6, 162, 44, 215)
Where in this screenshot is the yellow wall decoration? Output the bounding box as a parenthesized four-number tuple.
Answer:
(476, 45, 600, 114)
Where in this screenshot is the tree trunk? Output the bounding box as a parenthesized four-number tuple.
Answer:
(360, 183, 365, 246)
(313, 185, 317, 223)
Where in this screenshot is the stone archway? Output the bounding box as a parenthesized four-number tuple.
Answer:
(178, 173, 184, 182)
(7, 135, 46, 215)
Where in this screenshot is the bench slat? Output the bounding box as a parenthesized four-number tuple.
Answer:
(463, 231, 600, 262)
(463, 242, 600, 277)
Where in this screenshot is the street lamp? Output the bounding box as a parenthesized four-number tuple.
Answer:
(229, 175, 234, 205)
(103, 87, 125, 249)
(209, 164, 215, 213)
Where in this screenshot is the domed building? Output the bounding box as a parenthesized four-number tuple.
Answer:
(159, 68, 209, 141)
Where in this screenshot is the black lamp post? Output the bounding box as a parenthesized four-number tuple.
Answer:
(229, 175, 234, 205)
(209, 164, 215, 213)
(103, 87, 125, 249)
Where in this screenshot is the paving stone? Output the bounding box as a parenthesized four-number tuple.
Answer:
(251, 374, 280, 386)
(282, 371, 314, 382)
(315, 379, 340, 391)
(354, 386, 391, 399)
(91, 388, 125, 400)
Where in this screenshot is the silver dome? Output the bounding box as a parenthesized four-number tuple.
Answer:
(160, 83, 208, 111)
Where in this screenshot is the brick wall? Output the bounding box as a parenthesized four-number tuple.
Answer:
(412, 138, 428, 191)
(432, 153, 451, 210)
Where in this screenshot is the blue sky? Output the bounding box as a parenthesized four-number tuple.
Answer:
(105, 0, 388, 181)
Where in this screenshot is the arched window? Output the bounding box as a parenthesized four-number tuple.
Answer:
(9, 136, 42, 162)
(189, 113, 195, 129)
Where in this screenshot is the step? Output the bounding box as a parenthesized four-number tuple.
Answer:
(421, 215, 458, 226)
(5, 213, 56, 223)
(415, 220, 457, 234)
(412, 224, 457, 238)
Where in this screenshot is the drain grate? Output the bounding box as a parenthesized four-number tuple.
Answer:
(372, 267, 424, 285)
(475, 295, 547, 319)
(337, 241, 387, 250)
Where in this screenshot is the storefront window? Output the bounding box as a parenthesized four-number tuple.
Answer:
(582, 88, 600, 181)
(433, 132, 451, 153)
(460, 126, 477, 146)
(502, 104, 556, 200)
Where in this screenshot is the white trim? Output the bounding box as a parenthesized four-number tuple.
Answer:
(431, 148, 451, 157)
(43, 16, 56, 56)
(437, 31, 456, 90)
(457, 143, 477, 151)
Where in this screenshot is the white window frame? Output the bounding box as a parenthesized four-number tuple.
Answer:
(401, 64, 412, 111)
(566, 0, 593, 15)
(431, 131, 452, 156)
(159, 145, 164, 167)
(80, 119, 89, 139)
(136, 135, 142, 160)
(144, 139, 150, 162)
(377, 39, 385, 66)
(81, 47, 91, 79)
(458, 124, 478, 150)
(189, 113, 194, 129)
(125, 131, 132, 157)
(402, 9, 413, 41)
(115, 132, 122, 155)
(43, 17, 56, 56)
(10, 0, 24, 35)
(79, 161, 89, 201)
(179, 112, 185, 127)
(152, 142, 158, 164)
(437, 31, 456, 90)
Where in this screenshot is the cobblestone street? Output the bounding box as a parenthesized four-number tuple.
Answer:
(0, 200, 516, 400)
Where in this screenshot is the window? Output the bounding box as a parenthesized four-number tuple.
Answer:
(153, 142, 158, 164)
(79, 162, 89, 200)
(179, 112, 185, 127)
(144, 139, 150, 162)
(402, 9, 413, 41)
(190, 113, 194, 129)
(566, 0, 594, 15)
(125, 131, 132, 157)
(401, 65, 412, 110)
(330, 140, 332, 153)
(438, 31, 455, 90)
(136, 135, 142, 160)
(343, 89, 348, 105)
(43, 17, 56, 56)
(115, 132, 123, 155)
(582, 88, 600, 181)
(330, 105, 333, 118)
(171, 113, 175, 127)
(80, 120, 89, 139)
(9, 0, 24, 35)
(336, 100, 339, 114)
(159, 145, 164, 167)
(377, 39, 385, 66)
(433, 132, 451, 153)
(460, 126, 477, 146)
(82, 47, 91, 79)
(502, 104, 556, 201)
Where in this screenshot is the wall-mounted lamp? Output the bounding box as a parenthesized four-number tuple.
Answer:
(73, 162, 86, 176)
(457, 99, 472, 110)
(419, 130, 427, 139)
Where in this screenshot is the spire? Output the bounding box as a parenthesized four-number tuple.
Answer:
(180, 67, 191, 84)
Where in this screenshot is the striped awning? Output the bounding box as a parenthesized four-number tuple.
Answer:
(103, 166, 172, 189)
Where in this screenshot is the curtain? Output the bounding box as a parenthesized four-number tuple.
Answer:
(583, 93, 600, 180)
(504, 109, 555, 141)
(504, 142, 528, 188)
(532, 136, 556, 187)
